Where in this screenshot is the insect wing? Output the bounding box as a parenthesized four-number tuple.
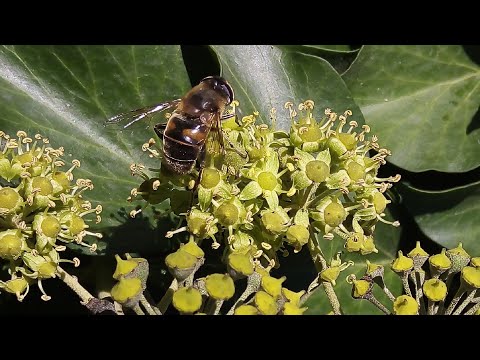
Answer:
(105, 100, 180, 129)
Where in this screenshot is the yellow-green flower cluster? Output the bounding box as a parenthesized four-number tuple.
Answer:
(168, 255, 307, 315)
(348, 242, 480, 315)
(0, 131, 102, 301)
(130, 101, 400, 270)
(111, 254, 149, 309)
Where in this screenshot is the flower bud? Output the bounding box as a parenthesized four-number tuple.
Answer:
(205, 273, 235, 300)
(429, 249, 452, 276)
(228, 253, 254, 278)
(200, 168, 221, 189)
(0, 229, 25, 260)
(305, 160, 329, 183)
(234, 304, 258, 315)
(261, 211, 286, 234)
(423, 279, 447, 302)
(257, 171, 278, 191)
(254, 291, 278, 315)
(172, 287, 203, 314)
(446, 243, 470, 273)
(461, 266, 480, 289)
(407, 241, 429, 270)
(282, 288, 305, 306)
(111, 277, 143, 308)
(392, 251, 414, 273)
(215, 203, 239, 227)
(286, 225, 309, 249)
(165, 250, 197, 282)
(61, 212, 86, 236)
(261, 275, 286, 299)
(283, 302, 308, 315)
(323, 202, 347, 228)
(393, 295, 418, 315)
(351, 278, 372, 299)
(0, 187, 23, 214)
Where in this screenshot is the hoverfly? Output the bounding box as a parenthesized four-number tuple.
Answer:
(106, 76, 241, 175)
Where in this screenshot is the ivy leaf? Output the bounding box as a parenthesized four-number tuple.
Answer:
(210, 45, 365, 131)
(304, 209, 402, 315)
(343, 45, 480, 172)
(398, 181, 480, 253)
(0, 45, 191, 254)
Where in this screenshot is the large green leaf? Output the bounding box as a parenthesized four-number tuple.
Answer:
(305, 210, 402, 315)
(210, 45, 365, 131)
(343, 45, 480, 172)
(0, 45, 191, 254)
(398, 181, 480, 253)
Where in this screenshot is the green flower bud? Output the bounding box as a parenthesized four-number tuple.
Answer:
(254, 291, 278, 315)
(0, 229, 24, 260)
(286, 225, 309, 249)
(113, 254, 138, 280)
(282, 288, 305, 306)
(215, 203, 239, 226)
(461, 266, 480, 289)
(337, 133, 357, 151)
(429, 249, 452, 275)
(61, 212, 86, 236)
(2, 277, 29, 295)
(32, 176, 54, 196)
(423, 279, 447, 302)
(111, 277, 143, 308)
(324, 202, 347, 227)
(361, 235, 378, 255)
(299, 125, 322, 143)
(392, 251, 414, 273)
(345, 232, 364, 253)
(0, 187, 23, 214)
(180, 239, 205, 259)
(228, 253, 254, 277)
(345, 160, 365, 181)
(200, 168, 221, 189)
(38, 261, 57, 279)
(205, 274, 235, 300)
(172, 287, 203, 314)
(234, 304, 259, 315)
(373, 191, 388, 214)
(248, 147, 266, 161)
(113, 255, 149, 289)
(283, 302, 308, 315)
(258, 171, 278, 191)
(393, 295, 418, 315)
(305, 160, 329, 183)
(51, 171, 71, 194)
(446, 243, 470, 273)
(408, 241, 429, 269)
(365, 260, 384, 279)
(261, 275, 286, 299)
(320, 267, 341, 286)
(471, 257, 480, 268)
(351, 279, 372, 299)
(165, 250, 197, 282)
(261, 211, 286, 234)
(327, 136, 348, 157)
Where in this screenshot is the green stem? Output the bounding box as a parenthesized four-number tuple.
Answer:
(307, 234, 341, 315)
(56, 266, 94, 305)
(453, 289, 477, 315)
(140, 294, 161, 315)
(157, 279, 178, 314)
(366, 294, 391, 315)
(133, 304, 145, 315)
(464, 301, 480, 315)
(444, 285, 467, 315)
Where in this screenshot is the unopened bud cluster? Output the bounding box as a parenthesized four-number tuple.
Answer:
(348, 242, 480, 315)
(0, 131, 102, 301)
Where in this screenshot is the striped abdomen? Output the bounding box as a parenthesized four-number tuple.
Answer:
(162, 111, 213, 174)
